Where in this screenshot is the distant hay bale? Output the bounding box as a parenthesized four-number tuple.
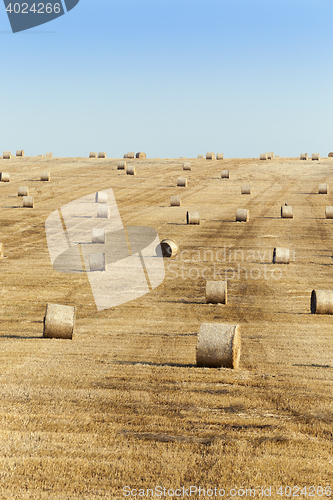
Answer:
(312, 153, 320, 160)
(89, 253, 106, 272)
(127, 152, 135, 159)
(281, 205, 293, 218)
(325, 206, 333, 219)
(18, 186, 28, 197)
(126, 165, 136, 175)
(23, 196, 34, 208)
(216, 153, 224, 160)
(0, 172, 10, 182)
(196, 323, 241, 369)
(16, 150, 24, 157)
(221, 170, 229, 179)
(311, 290, 333, 314)
(89, 152, 97, 158)
(98, 152, 107, 158)
(97, 205, 110, 218)
(160, 239, 178, 258)
(267, 152, 274, 159)
(45, 153, 53, 158)
(117, 161, 126, 170)
(41, 172, 50, 181)
(95, 191, 107, 203)
(260, 153, 267, 160)
(318, 183, 328, 194)
(328, 152, 333, 158)
(183, 162, 191, 170)
(123, 154, 128, 158)
(241, 184, 250, 195)
(3, 152, 11, 159)
(197, 155, 204, 158)
(206, 281, 227, 304)
(43, 303, 75, 340)
(37, 155, 44, 158)
(92, 228, 105, 244)
(170, 195, 181, 206)
(136, 152, 146, 159)
(177, 177, 187, 187)
(186, 211, 200, 225)
(236, 209, 249, 222)
(273, 247, 290, 264)
(300, 153, 308, 160)
(206, 152, 216, 160)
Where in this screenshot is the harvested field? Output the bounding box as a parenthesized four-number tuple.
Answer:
(0, 155, 332, 498)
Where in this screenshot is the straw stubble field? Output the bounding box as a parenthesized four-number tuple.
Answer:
(0, 155, 332, 499)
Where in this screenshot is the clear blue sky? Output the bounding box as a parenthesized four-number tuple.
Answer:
(0, 0, 332, 158)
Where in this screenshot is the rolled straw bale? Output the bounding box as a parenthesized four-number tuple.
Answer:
(23, 196, 34, 208)
(41, 172, 50, 181)
(136, 152, 146, 159)
(318, 183, 328, 194)
(260, 153, 267, 160)
(123, 153, 129, 158)
(92, 228, 106, 244)
(117, 161, 126, 170)
(312, 153, 320, 160)
(216, 153, 224, 160)
(221, 170, 229, 178)
(186, 211, 200, 225)
(126, 165, 136, 175)
(273, 247, 290, 264)
(325, 206, 333, 219)
(267, 152, 274, 159)
(0, 172, 10, 182)
(95, 191, 107, 203)
(300, 153, 308, 160)
(90, 253, 106, 272)
(3, 152, 11, 159)
(183, 162, 191, 170)
(160, 239, 178, 258)
(37, 155, 44, 157)
(16, 150, 24, 157)
(328, 152, 333, 158)
(281, 205, 293, 218)
(89, 152, 97, 158)
(311, 290, 333, 314)
(236, 209, 249, 222)
(98, 152, 107, 158)
(170, 195, 181, 206)
(241, 184, 250, 194)
(177, 177, 187, 187)
(206, 152, 216, 160)
(127, 152, 135, 159)
(206, 281, 227, 304)
(45, 152, 53, 158)
(43, 303, 75, 339)
(196, 323, 241, 369)
(18, 186, 28, 197)
(197, 155, 204, 158)
(97, 205, 110, 218)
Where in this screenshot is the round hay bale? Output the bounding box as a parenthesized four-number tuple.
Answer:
(126, 165, 136, 175)
(186, 211, 200, 225)
(37, 155, 44, 158)
(216, 153, 224, 160)
(260, 153, 267, 160)
(236, 209, 249, 222)
(170, 195, 181, 206)
(123, 153, 129, 158)
(16, 150, 24, 157)
(183, 162, 191, 170)
(89, 152, 97, 158)
(325, 206, 333, 219)
(117, 161, 126, 170)
(23, 196, 34, 208)
(300, 153, 308, 160)
(312, 153, 320, 160)
(206, 281, 227, 304)
(89, 253, 106, 272)
(18, 186, 29, 197)
(92, 228, 106, 244)
(95, 191, 107, 203)
(136, 152, 146, 159)
(267, 152, 274, 159)
(197, 154, 204, 158)
(177, 177, 187, 187)
(0, 172, 10, 182)
(45, 152, 53, 158)
(318, 183, 328, 194)
(273, 247, 290, 264)
(206, 152, 216, 160)
(281, 205, 293, 218)
(311, 290, 333, 314)
(221, 170, 229, 178)
(127, 152, 135, 159)
(196, 323, 241, 369)
(98, 152, 107, 158)
(160, 239, 178, 258)
(241, 184, 251, 195)
(328, 152, 333, 158)
(97, 205, 110, 218)
(43, 303, 75, 339)
(41, 172, 50, 181)
(3, 152, 11, 159)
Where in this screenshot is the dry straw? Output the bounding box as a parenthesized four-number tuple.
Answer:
(300, 153, 308, 160)
(127, 152, 135, 159)
(281, 205, 293, 218)
(16, 150, 24, 157)
(236, 209, 249, 222)
(267, 152, 274, 159)
(216, 153, 224, 160)
(89, 152, 97, 158)
(221, 170, 229, 178)
(160, 239, 178, 258)
(126, 165, 136, 175)
(123, 153, 128, 158)
(3, 152, 11, 159)
(260, 153, 267, 160)
(206, 281, 227, 304)
(241, 184, 250, 195)
(206, 152, 216, 160)
(117, 161, 126, 170)
(186, 211, 200, 225)
(136, 152, 146, 159)
(177, 177, 187, 187)
(41, 172, 50, 181)
(45, 152, 53, 158)
(170, 195, 181, 206)
(18, 186, 29, 197)
(92, 228, 106, 244)
(97, 205, 110, 218)
(312, 153, 320, 160)
(0, 172, 10, 182)
(196, 323, 241, 369)
(273, 247, 290, 264)
(197, 154, 204, 158)
(95, 191, 107, 203)
(318, 183, 328, 194)
(311, 290, 333, 315)
(98, 152, 107, 158)
(89, 253, 106, 272)
(23, 196, 34, 208)
(183, 162, 191, 170)
(325, 206, 333, 219)
(43, 303, 75, 339)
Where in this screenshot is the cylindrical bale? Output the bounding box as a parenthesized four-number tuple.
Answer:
(23, 196, 34, 208)
(281, 205, 293, 218)
(216, 153, 224, 160)
(206, 152, 216, 160)
(136, 152, 146, 159)
(221, 170, 229, 179)
(186, 211, 200, 225)
(273, 247, 290, 264)
(159, 238, 178, 258)
(18, 186, 29, 197)
(300, 153, 308, 160)
(318, 183, 328, 194)
(236, 209, 249, 222)
(311, 290, 333, 314)
(45, 152, 53, 158)
(241, 184, 251, 194)
(117, 161, 126, 170)
(0, 172, 10, 182)
(325, 206, 333, 219)
(260, 153, 267, 160)
(328, 152, 333, 158)
(127, 152, 135, 159)
(267, 152, 274, 159)
(0, 242, 3, 259)
(92, 228, 106, 244)
(196, 323, 241, 369)
(41, 172, 50, 181)
(126, 165, 136, 175)
(312, 153, 320, 160)
(170, 195, 181, 206)
(43, 303, 75, 339)
(95, 191, 107, 203)
(123, 153, 129, 158)
(197, 154, 204, 158)
(183, 162, 191, 170)
(3, 152, 11, 159)
(206, 281, 227, 304)
(177, 177, 187, 187)
(89, 252, 106, 272)
(16, 150, 24, 157)
(97, 205, 110, 218)
(89, 152, 97, 158)
(98, 152, 107, 158)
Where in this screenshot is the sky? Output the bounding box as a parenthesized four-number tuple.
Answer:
(0, 0, 333, 158)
